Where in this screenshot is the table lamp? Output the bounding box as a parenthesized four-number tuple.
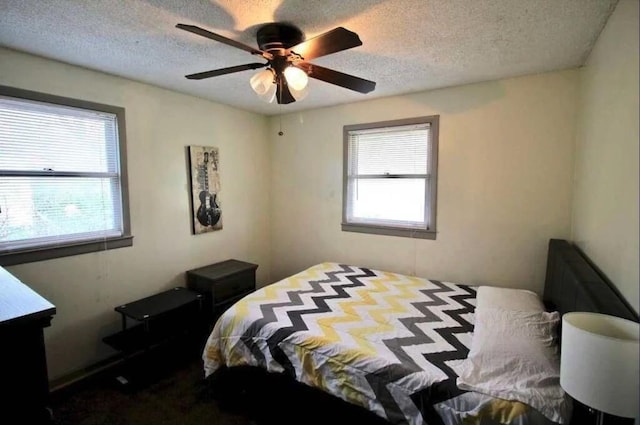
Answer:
(560, 312, 639, 425)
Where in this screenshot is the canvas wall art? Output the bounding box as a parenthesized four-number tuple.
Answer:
(188, 145, 222, 234)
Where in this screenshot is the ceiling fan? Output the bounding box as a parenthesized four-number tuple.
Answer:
(176, 22, 376, 104)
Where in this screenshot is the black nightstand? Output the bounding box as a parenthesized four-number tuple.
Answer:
(569, 400, 635, 425)
(186, 259, 258, 322)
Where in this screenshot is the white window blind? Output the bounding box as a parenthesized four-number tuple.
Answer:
(0, 95, 124, 252)
(346, 122, 432, 230)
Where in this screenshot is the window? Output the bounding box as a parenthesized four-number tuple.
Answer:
(0, 85, 132, 265)
(342, 116, 439, 239)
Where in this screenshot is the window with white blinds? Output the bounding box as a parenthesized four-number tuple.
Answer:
(342, 116, 439, 239)
(0, 86, 131, 265)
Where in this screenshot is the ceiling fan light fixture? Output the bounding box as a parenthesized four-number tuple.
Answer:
(288, 83, 309, 102)
(250, 68, 277, 103)
(283, 66, 309, 91)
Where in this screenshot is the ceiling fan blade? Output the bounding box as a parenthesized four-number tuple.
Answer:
(287, 27, 362, 60)
(185, 63, 267, 80)
(276, 80, 296, 104)
(176, 24, 273, 60)
(297, 62, 376, 94)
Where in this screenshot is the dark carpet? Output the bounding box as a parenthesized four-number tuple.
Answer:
(49, 346, 252, 425)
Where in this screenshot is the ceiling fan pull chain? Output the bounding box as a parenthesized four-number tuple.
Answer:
(278, 99, 284, 136)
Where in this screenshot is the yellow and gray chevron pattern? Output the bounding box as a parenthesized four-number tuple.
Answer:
(203, 263, 554, 425)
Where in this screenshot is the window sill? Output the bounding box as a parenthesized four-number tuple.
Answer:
(0, 235, 134, 266)
(341, 223, 436, 240)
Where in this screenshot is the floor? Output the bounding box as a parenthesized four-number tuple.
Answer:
(49, 344, 252, 425)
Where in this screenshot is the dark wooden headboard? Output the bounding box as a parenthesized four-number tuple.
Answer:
(543, 239, 638, 322)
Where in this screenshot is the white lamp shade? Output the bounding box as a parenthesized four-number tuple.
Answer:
(560, 312, 639, 418)
(250, 69, 276, 103)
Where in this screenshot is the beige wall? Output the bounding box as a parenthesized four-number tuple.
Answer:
(571, 0, 639, 313)
(0, 47, 272, 380)
(269, 70, 578, 293)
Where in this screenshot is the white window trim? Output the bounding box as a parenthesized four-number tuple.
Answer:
(0, 85, 132, 266)
(342, 116, 439, 240)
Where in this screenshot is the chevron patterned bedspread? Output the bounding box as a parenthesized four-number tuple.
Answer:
(203, 263, 554, 425)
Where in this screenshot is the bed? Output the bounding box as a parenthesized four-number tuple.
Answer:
(203, 239, 638, 425)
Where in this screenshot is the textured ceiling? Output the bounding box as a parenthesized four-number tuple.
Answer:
(0, 0, 617, 116)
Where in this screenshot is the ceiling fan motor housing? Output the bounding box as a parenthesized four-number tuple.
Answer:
(257, 23, 304, 53)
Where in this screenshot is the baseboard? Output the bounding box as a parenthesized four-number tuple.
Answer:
(49, 353, 126, 393)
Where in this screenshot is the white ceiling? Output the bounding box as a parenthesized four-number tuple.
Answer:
(0, 0, 618, 116)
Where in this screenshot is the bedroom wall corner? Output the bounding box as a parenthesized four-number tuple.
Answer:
(0, 47, 272, 380)
(570, 0, 640, 313)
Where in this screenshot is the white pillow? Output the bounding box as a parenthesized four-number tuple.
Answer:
(456, 308, 571, 424)
(476, 286, 545, 312)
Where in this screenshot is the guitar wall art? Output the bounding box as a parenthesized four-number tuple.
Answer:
(188, 145, 222, 234)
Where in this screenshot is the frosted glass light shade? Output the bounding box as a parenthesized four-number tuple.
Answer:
(250, 69, 276, 103)
(560, 312, 639, 418)
(283, 66, 308, 91)
(288, 83, 308, 101)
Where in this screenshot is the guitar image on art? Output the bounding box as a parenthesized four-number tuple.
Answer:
(196, 151, 221, 227)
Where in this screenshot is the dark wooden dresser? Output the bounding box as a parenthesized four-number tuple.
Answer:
(0, 266, 56, 423)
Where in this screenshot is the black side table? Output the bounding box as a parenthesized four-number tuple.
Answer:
(103, 287, 203, 353)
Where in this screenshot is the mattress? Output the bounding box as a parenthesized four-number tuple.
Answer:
(203, 263, 554, 425)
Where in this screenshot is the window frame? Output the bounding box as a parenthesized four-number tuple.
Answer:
(342, 115, 439, 239)
(0, 85, 132, 266)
